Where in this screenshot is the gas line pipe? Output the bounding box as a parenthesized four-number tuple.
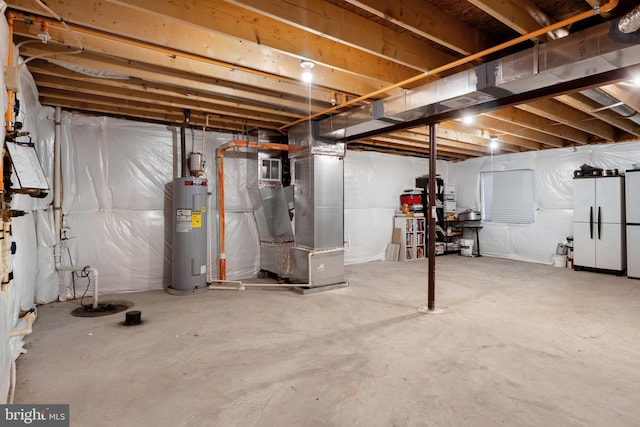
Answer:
(215, 140, 292, 281)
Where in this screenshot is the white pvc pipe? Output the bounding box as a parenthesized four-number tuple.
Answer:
(209, 248, 345, 290)
(8, 360, 15, 404)
(56, 266, 99, 309)
(8, 311, 36, 337)
(208, 279, 244, 291)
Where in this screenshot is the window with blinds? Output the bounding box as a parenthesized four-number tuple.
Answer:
(481, 169, 535, 224)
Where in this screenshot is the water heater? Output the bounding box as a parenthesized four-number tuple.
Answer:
(170, 176, 208, 293)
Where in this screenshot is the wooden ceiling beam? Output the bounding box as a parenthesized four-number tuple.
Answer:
(34, 74, 293, 124)
(225, 0, 458, 71)
(485, 107, 590, 145)
(15, 24, 335, 108)
(101, 0, 419, 85)
(386, 131, 491, 155)
(342, 0, 490, 55)
(437, 121, 538, 151)
(352, 139, 453, 158)
(19, 45, 319, 115)
(517, 99, 616, 141)
(360, 138, 470, 159)
(465, 0, 558, 40)
(28, 61, 302, 120)
(599, 84, 640, 116)
(43, 98, 259, 133)
(369, 135, 484, 157)
(397, 127, 512, 154)
(555, 94, 640, 138)
(39, 90, 282, 130)
(471, 116, 567, 148)
(8, 0, 403, 94)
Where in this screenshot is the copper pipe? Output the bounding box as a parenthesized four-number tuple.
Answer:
(1, 13, 17, 289)
(4, 11, 16, 138)
(278, 0, 620, 132)
(216, 140, 292, 281)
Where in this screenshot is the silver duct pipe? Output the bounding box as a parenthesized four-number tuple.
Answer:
(618, 4, 640, 33)
(317, 19, 640, 141)
(581, 88, 640, 125)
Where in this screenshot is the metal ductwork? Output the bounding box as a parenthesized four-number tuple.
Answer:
(581, 88, 640, 126)
(619, 4, 640, 33)
(317, 19, 640, 141)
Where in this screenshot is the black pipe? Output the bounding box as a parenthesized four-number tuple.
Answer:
(427, 123, 437, 311)
(180, 109, 191, 177)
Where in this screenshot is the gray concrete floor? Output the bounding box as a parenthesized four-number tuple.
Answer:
(15, 256, 640, 426)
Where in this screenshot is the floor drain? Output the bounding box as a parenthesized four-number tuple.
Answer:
(71, 301, 133, 318)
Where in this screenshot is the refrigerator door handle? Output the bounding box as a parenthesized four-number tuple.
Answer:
(590, 206, 594, 239)
(597, 206, 602, 239)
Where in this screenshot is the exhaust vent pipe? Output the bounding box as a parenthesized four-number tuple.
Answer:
(618, 4, 640, 33)
(581, 88, 640, 125)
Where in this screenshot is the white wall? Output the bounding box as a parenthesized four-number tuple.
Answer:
(56, 114, 261, 293)
(55, 120, 446, 290)
(450, 143, 640, 264)
(344, 151, 449, 264)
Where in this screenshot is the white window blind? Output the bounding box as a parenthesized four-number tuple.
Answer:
(481, 169, 534, 224)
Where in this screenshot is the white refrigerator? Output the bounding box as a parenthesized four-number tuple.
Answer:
(626, 170, 640, 278)
(573, 176, 625, 273)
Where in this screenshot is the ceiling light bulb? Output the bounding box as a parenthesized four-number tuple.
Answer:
(634, 76, 640, 87)
(489, 136, 499, 150)
(37, 31, 51, 44)
(300, 60, 315, 70)
(300, 60, 315, 83)
(462, 114, 474, 125)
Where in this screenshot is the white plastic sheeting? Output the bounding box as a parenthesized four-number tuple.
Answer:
(0, 2, 10, 402)
(344, 150, 449, 264)
(54, 115, 456, 291)
(50, 115, 452, 291)
(54, 115, 263, 293)
(450, 142, 640, 264)
(0, 4, 52, 403)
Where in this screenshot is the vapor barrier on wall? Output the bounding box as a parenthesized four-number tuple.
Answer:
(56, 119, 446, 292)
(344, 151, 449, 264)
(48, 114, 264, 294)
(0, 4, 54, 401)
(450, 142, 640, 264)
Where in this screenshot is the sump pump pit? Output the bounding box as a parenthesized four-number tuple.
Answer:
(70, 300, 133, 318)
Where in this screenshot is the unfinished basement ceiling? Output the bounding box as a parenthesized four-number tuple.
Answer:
(6, 0, 640, 160)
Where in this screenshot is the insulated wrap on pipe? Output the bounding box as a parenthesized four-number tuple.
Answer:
(618, 4, 640, 33)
